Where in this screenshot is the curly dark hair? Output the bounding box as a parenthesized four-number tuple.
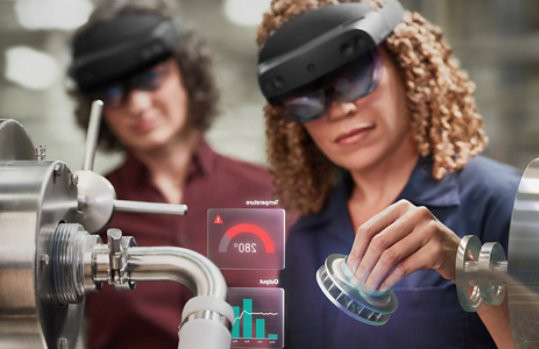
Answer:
(257, 0, 488, 215)
(68, 0, 219, 151)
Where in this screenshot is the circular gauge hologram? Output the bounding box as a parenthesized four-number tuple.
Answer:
(207, 208, 285, 270)
(218, 223, 275, 254)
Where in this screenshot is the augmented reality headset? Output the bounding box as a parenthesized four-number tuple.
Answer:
(257, 0, 404, 102)
(69, 14, 180, 92)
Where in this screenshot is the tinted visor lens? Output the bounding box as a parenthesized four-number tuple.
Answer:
(129, 66, 168, 91)
(332, 49, 381, 102)
(98, 85, 125, 107)
(276, 47, 381, 123)
(90, 61, 170, 107)
(281, 89, 328, 122)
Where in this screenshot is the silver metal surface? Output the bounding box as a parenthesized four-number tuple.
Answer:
(114, 199, 188, 215)
(82, 100, 103, 172)
(127, 246, 228, 300)
(75, 171, 189, 233)
(52, 223, 102, 305)
(507, 158, 539, 347)
(316, 253, 398, 326)
(455, 236, 508, 312)
(478, 242, 507, 305)
(0, 159, 82, 349)
(35, 144, 47, 161)
(76, 170, 116, 233)
(455, 235, 483, 311)
(106, 229, 136, 291)
(0, 119, 35, 160)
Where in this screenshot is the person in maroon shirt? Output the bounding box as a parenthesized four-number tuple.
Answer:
(67, 1, 277, 348)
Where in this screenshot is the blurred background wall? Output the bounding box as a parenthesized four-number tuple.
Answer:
(0, 0, 538, 176)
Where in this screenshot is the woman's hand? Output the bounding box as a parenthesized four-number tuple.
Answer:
(347, 199, 461, 292)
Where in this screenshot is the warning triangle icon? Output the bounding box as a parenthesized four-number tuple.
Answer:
(213, 215, 223, 224)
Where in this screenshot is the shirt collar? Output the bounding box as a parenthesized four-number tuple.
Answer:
(312, 156, 461, 225)
(396, 156, 460, 207)
(189, 137, 215, 177)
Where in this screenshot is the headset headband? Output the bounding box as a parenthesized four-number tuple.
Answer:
(69, 14, 180, 91)
(258, 0, 404, 101)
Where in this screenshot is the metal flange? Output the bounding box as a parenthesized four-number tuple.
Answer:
(455, 235, 507, 312)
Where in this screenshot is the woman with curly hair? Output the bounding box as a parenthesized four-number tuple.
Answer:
(68, 1, 275, 348)
(256, 0, 519, 347)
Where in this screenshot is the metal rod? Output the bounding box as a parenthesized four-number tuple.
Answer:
(127, 247, 227, 299)
(83, 100, 104, 171)
(113, 200, 188, 215)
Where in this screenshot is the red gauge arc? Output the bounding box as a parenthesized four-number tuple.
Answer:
(218, 223, 275, 254)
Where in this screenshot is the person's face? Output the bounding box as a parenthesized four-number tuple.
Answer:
(100, 58, 191, 153)
(302, 48, 415, 173)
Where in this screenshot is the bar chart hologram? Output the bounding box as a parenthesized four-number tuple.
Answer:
(229, 287, 284, 348)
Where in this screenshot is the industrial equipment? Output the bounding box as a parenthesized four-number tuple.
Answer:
(0, 101, 234, 349)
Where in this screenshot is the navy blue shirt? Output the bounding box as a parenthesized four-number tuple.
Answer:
(281, 156, 520, 349)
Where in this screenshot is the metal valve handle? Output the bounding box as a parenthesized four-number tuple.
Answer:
(455, 235, 507, 312)
(76, 100, 188, 233)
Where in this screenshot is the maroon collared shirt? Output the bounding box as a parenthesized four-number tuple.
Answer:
(85, 138, 277, 349)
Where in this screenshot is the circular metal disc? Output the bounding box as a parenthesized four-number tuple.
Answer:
(455, 235, 482, 312)
(477, 242, 506, 305)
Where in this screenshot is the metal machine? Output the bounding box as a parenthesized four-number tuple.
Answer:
(317, 160, 539, 346)
(0, 101, 234, 349)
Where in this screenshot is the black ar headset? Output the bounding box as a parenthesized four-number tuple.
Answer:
(69, 14, 180, 92)
(257, 0, 404, 103)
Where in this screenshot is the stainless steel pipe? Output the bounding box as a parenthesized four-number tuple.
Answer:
(126, 247, 234, 349)
(127, 247, 228, 300)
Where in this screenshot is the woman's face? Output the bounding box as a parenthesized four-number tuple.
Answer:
(302, 48, 416, 173)
(102, 58, 191, 153)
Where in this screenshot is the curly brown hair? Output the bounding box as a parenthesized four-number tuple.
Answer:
(257, 0, 488, 215)
(69, 0, 219, 152)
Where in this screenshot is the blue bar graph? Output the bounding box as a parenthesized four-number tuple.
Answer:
(232, 306, 240, 338)
(243, 298, 253, 338)
(255, 319, 265, 338)
(231, 297, 280, 342)
(229, 287, 284, 348)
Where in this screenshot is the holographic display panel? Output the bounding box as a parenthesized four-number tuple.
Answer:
(229, 287, 284, 349)
(207, 208, 285, 270)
